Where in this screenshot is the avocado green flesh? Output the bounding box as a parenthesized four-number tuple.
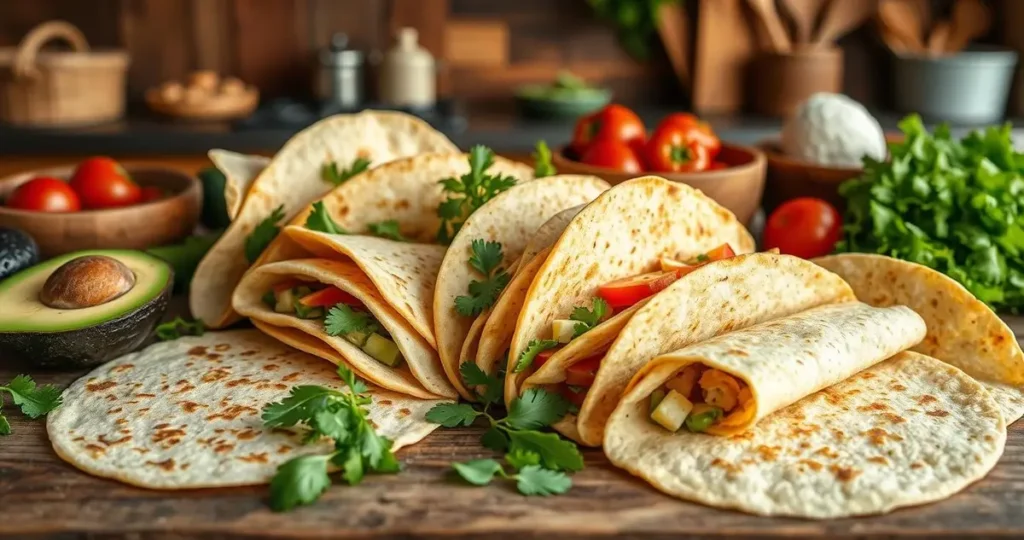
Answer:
(0, 249, 172, 333)
(363, 332, 402, 367)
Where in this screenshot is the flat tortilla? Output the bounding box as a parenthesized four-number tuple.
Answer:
(47, 330, 446, 489)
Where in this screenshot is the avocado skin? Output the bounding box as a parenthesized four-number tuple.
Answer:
(0, 281, 170, 369)
(0, 227, 39, 282)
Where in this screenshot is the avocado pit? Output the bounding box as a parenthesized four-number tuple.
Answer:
(40, 255, 137, 309)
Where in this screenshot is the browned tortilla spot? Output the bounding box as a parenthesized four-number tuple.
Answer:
(278, 445, 292, 454)
(235, 428, 261, 440)
(756, 445, 781, 461)
(857, 402, 889, 412)
(867, 456, 889, 465)
(226, 378, 254, 388)
(207, 405, 258, 421)
(214, 442, 236, 453)
(238, 452, 269, 463)
(98, 434, 132, 446)
(206, 353, 221, 361)
(282, 373, 300, 382)
(890, 383, 907, 391)
(72, 436, 85, 442)
(882, 413, 906, 424)
(111, 364, 134, 374)
(711, 458, 741, 474)
(917, 395, 938, 405)
(86, 381, 117, 392)
(830, 465, 860, 482)
(84, 444, 106, 457)
(179, 401, 205, 413)
(399, 408, 411, 417)
(188, 346, 207, 356)
(926, 409, 950, 417)
(241, 350, 257, 356)
(799, 459, 823, 471)
(815, 447, 839, 459)
(107, 407, 123, 414)
(379, 400, 393, 405)
(146, 458, 175, 471)
(726, 349, 749, 357)
(202, 368, 231, 383)
(135, 393, 156, 398)
(263, 364, 279, 371)
(214, 344, 231, 352)
(105, 394, 117, 402)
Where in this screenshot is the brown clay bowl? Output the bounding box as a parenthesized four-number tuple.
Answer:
(0, 165, 202, 258)
(552, 144, 766, 225)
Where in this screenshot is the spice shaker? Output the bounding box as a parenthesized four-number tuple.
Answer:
(378, 27, 436, 109)
(315, 33, 364, 109)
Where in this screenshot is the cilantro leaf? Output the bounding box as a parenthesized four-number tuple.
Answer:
(3, 375, 62, 419)
(261, 385, 340, 428)
(459, 362, 503, 405)
(468, 239, 504, 275)
(154, 317, 205, 341)
(269, 454, 332, 512)
(452, 459, 503, 486)
(455, 240, 511, 317)
(481, 426, 509, 450)
(513, 339, 559, 373)
(533, 140, 557, 178)
(305, 201, 347, 234)
(515, 465, 572, 496)
(244, 205, 286, 263)
(338, 365, 368, 395)
(325, 304, 379, 337)
(505, 388, 571, 430)
(339, 446, 364, 485)
(570, 297, 609, 338)
(322, 157, 371, 186)
(367, 220, 406, 241)
(310, 405, 352, 443)
(436, 146, 519, 244)
(425, 403, 481, 427)
(505, 448, 541, 470)
(0, 414, 9, 436)
(508, 430, 584, 472)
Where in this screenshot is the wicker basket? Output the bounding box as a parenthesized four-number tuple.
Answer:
(0, 20, 130, 127)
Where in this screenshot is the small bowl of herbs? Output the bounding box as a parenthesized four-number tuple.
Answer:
(515, 72, 612, 120)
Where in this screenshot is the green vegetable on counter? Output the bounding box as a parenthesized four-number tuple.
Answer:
(533, 140, 557, 178)
(838, 114, 1024, 311)
(0, 375, 62, 435)
(155, 317, 205, 341)
(146, 233, 221, 293)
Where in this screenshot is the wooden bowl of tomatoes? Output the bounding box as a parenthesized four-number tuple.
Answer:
(552, 105, 766, 225)
(0, 157, 201, 257)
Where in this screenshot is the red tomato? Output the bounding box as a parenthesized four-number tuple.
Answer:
(708, 161, 729, 170)
(763, 198, 843, 259)
(655, 113, 722, 160)
(598, 271, 678, 309)
(570, 104, 646, 156)
(69, 157, 141, 209)
(671, 243, 737, 277)
(645, 126, 711, 173)
(139, 186, 165, 203)
(299, 286, 362, 308)
(5, 177, 81, 212)
(704, 243, 736, 261)
(560, 384, 588, 407)
(534, 348, 559, 370)
(272, 279, 308, 293)
(565, 355, 603, 387)
(580, 139, 644, 173)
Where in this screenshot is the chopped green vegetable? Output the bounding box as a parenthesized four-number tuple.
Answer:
(367, 220, 406, 241)
(837, 114, 1024, 311)
(684, 405, 723, 433)
(436, 146, 519, 244)
(451, 458, 571, 496)
(155, 317, 205, 341)
(322, 157, 371, 186)
(460, 361, 504, 405)
(454, 240, 511, 317)
(244, 205, 286, 263)
(324, 304, 379, 337)
(570, 297, 609, 338)
(0, 375, 62, 434)
(533, 140, 557, 177)
(262, 291, 276, 308)
(513, 339, 559, 373)
(305, 201, 347, 234)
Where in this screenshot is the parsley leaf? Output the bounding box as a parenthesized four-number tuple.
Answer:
(425, 403, 480, 427)
(305, 201, 347, 234)
(453, 458, 504, 486)
(367, 220, 407, 241)
(454, 240, 511, 317)
(154, 317, 205, 341)
(244, 205, 286, 263)
(516, 465, 572, 496)
(507, 430, 584, 472)
(0, 415, 9, 436)
(505, 388, 571, 430)
(533, 140, 557, 178)
(324, 304, 379, 337)
(436, 146, 519, 244)
(570, 297, 609, 338)
(513, 339, 559, 373)
(0, 375, 62, 432)
(270, 454, 333, 511)
(322, 157, 371, 186)
(262, 385, 342, 428)
(460, 362, 504, 405)
(505, 448, 541, 469)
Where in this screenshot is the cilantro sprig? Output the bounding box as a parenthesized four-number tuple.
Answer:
(513, 339, 559, 373)
(324, 304, 379, 337)
(305, 201, 347, 234)
(321, 157, 371, 186)
(454, 240, 511, 317)
(533, 140, 557, 178)
(0, 375, 62, 435)
(263, 365, 399, 512)
(453, 453, 571, 496)
(570, 297, 609, 338)
(154, 317, 205, 341)
(367, 220, 407, 242)
(436, 146, 519, 244)
(244, 205, 286, 263)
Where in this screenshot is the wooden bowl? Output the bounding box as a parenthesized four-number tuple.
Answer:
(751, 48, 844, 118)
(145, 87, 259, 121)
(0, 165, 201, 258)
(760, 141, 861, 216)
(552, 144, 766, 225)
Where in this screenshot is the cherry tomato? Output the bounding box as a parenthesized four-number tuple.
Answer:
(299, 286, 362, 308)
(5, 177, 81, 212)
(560, 384, 588, 407)
(69, 157, 141, 209)
(139, 186, 165, 203)
(704, 243, 736, 261)
(645, 126, 711, 173)
(598, 271, 678, 309)
(580, 139, 644, 173)
(655, 113, 722, 160)
(565, 355, 603, 387)
(570, 104, 646, 157)
(663, 243, 737, 277)
(763, 198, 842, 259)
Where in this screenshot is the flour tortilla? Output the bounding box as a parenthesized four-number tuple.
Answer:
(434, 176, 609, 399)
(233, 259, 455, 399)
(47, 330, 447, 489)
(506, 177, 756, 404)
(605, 351, 1005, 518)
(190, 111, 458, 329)
(207, 149, 270, 219)
(815, 253, 1024, 423)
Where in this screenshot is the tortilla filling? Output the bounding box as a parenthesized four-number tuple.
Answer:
(263, 279, 404, 367)
(648, 365, 755, 433)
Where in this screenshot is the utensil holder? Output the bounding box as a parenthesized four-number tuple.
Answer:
(751, 48, 844, 117)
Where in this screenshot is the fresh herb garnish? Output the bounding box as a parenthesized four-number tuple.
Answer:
(452, 455, 571, 496)
(324, 304, 379, 337)
(263, 365, 399, 511)
(321, 157, 371, 186)
(155, 317, 205, 341)
(436, 146, 519, 244)
(533, 140, 557, 178)
(0, 375, 62, 435)
(367, 220, 407, 242)
(244, 205, 286, 263)
(513, 339, 560, 373)
(305, 201, 347, 234)
(570, 297, 609, 338)
(454, 240, 511, 317)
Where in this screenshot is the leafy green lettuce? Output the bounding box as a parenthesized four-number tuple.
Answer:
(838, 114, 1024, 311)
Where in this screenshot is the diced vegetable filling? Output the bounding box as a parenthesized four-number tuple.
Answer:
(264, 282, 404, 368)
(649, 364, 755, 433)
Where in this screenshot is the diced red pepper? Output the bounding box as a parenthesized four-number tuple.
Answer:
(299, 286, 362, 308)
(560, 383, 588, 408)
(564, 354, 603, 387)
(534, 347, 559, 370)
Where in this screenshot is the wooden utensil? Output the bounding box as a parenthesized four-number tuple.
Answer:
(927, 21, 951, 56)
(692, 0, 758, 113)
(779, 0, 828, 44)
(746, 0, 792, 52)
(946, 0, 992, 54)
(909, 0, 932, 35)
(656, 2, 691, 91)
(814, 0, 877, 48)
(881, 27, 913, 54)
(878, 0, 927, 52)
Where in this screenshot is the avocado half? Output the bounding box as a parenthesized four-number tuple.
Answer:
(0, 249, 172, 369)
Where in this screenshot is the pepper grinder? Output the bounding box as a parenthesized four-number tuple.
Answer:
(315, 33, 364, 110)
(378, 27, 436, 109)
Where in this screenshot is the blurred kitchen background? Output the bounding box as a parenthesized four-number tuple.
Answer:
(1, 0, 1023, 155)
